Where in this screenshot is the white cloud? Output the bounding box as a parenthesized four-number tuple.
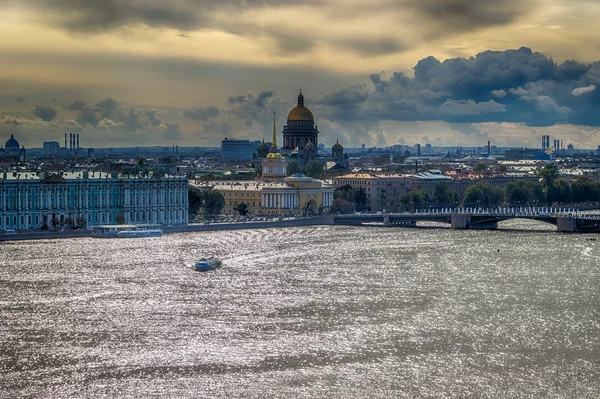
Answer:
(570, 85, 596, 96)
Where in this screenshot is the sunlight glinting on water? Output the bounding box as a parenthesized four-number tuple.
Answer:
(1, 221, 599, 398)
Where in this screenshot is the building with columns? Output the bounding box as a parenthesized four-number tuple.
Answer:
(200, 174, 334, 217)
(0, 170, 188, 231)
(198, 109, 333, 216)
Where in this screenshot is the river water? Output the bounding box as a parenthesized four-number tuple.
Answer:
(1, 221, 600, 398)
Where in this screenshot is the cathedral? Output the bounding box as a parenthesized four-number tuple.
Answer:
(282, 91, 319, 168)
(1, 134, 26, 162)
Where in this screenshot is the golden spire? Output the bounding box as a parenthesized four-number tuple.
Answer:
(272, 111, 277, 148)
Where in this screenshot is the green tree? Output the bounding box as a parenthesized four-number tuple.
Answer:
(64, 217, 75, 229)
(203, 190, 225, 216)
(235, 202, 248, 216)
(450, 191, 459, 206)
(303, 161, 324, 178)
(255, 165, 262, 177)
(115, 213, 125, 224)
(557, 180, 573, 204)
(76, 216, 87, 229)
(433, 181, 451, 205)
(532, 184, 545, 205)
(409, 189, 429, 209)
(50, 217, 60, 231)
(330, 198, 354, 214)
(354, 188, 367, 204)
(536, 163, 559, 190)
(463, 182, 504, 207)
(334, 184, 353, 201)
(507, 186, 528, 206)
(188, 186, 204, 218)
(287, 160, 299, 176)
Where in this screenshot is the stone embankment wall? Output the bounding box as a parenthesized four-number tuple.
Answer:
(0, 216, 335, 242)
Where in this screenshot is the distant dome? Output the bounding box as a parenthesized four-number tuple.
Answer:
(333, 139, 343, 149)
(5, 134, 19, 149)
(287, 91, 315, 121)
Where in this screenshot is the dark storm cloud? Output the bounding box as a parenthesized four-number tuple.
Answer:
(142, 109, 162, 126)
(71, 97, 165, 132)
(161, 123, 183, 140)
(406, 0, 529, 38)
(254, 91, 273, 108)
(181, 106, 220, 121)
(334, 37, 406, 57)
(317, 47, 600, 126)
(33, 105, 57, 121)
(8, 0, 536, 57)
(65, 100, 88, 111)
(16, 0, 293, 32)
(202, 121, 232, 137)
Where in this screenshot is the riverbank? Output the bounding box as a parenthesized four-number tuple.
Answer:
(0, 216, 335, 242)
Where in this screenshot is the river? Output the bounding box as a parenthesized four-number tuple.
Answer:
(1, 220, 599, 398)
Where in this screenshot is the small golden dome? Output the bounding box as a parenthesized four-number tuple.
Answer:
(266, 152, 282, 159)
(287, 106, 314, 121)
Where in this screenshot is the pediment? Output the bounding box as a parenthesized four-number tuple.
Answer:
(41, 173, 66, 184)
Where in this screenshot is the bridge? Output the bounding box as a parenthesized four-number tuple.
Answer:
(333, 208, 600, 232)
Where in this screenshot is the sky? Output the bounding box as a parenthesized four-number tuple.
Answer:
(2, 0, 600, 150)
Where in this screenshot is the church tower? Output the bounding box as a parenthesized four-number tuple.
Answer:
(261, 112, 287, 181)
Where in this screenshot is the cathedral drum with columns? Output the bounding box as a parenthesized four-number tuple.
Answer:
(282, 91, 319, 154)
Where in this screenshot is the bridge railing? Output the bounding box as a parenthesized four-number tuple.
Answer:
(410, 207, 600, 219)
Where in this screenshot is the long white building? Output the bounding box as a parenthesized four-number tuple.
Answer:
(0, 171, 188, 230)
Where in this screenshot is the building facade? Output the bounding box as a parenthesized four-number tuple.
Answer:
(43, 141, 60, 156)
(333, 173, 411, 212)
(0, 171, 188, 231)
(221, 138, 261, 161)
(200, 174, 334, 217)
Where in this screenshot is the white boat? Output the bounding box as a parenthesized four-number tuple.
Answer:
(92, 224, 163, 238)
(193, 257, 222, 272)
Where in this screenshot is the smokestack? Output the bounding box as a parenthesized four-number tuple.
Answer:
(77, 134, 80, 150)
(415, 160, 418, 173)
(488, 140, 491, 156)
(417, 143, 421, 157)
(64, 133, 67, 149)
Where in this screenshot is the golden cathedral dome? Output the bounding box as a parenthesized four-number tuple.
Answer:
(266, 152, 282, 159)
(287, 91, 314, 121)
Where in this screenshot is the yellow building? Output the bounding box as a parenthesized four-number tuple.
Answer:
(192, 110, 333, 216)
(201, 174, 334, 216)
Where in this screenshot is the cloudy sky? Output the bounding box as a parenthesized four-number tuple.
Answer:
(2, 0, 600, 149)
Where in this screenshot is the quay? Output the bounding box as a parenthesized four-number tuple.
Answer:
(2, 208, 600, 241)
(0, 216, 335, 241)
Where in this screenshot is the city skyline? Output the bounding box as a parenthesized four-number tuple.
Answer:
(2, 1, 600, 149)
